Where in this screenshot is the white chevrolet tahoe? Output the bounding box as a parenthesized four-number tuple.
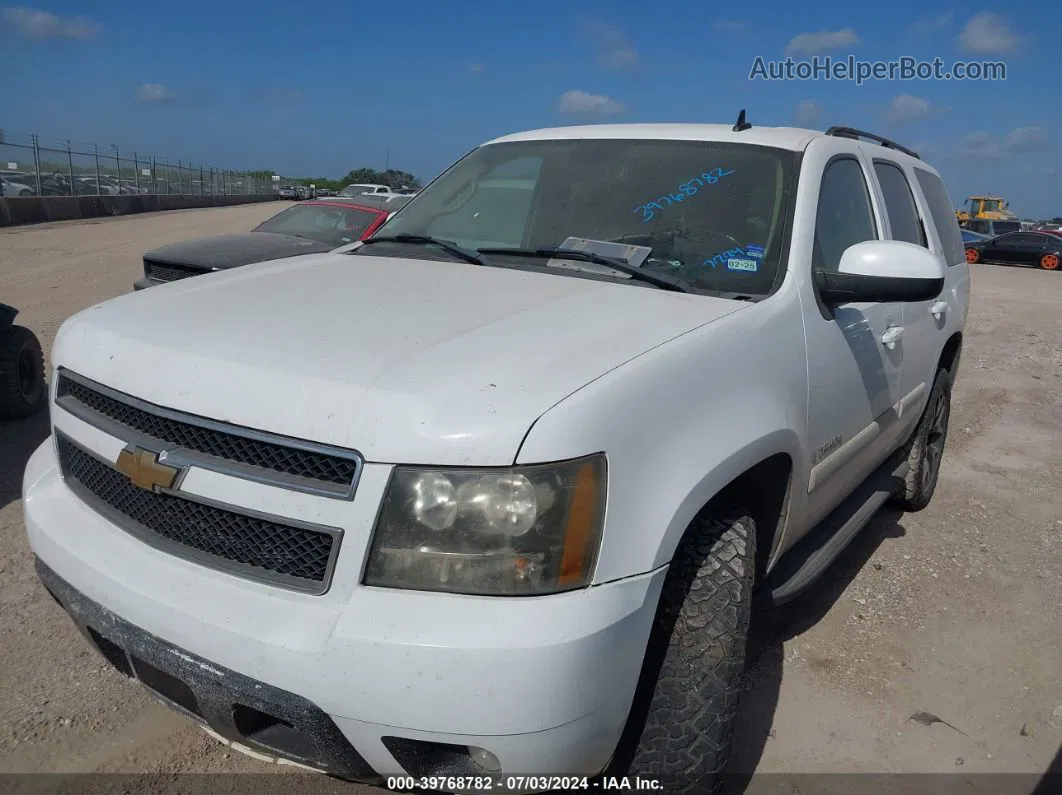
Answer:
(24, 119, 969, 793)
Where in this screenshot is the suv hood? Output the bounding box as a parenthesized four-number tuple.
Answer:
(143, 233, 332, 270)
(53, 253, 746, 465)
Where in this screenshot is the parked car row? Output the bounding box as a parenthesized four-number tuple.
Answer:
(0, 170, 228, 198)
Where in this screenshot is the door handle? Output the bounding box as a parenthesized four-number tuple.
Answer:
(880, 325, 904, 349)
(930, 300, 948, 319)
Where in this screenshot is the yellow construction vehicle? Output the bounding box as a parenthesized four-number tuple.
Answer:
(955, 196, 1018, 223)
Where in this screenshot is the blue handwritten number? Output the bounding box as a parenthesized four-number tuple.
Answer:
(634, 167, 734, 222)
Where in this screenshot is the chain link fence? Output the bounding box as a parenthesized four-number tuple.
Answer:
(0, 130, 307, 199)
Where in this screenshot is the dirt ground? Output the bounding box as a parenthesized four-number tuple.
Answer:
(0, 204, 1059, 794)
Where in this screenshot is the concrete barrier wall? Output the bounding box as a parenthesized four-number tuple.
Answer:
(0, 194, 279, 228)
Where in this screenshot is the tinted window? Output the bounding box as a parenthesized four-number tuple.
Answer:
(813, 157, 877, 272)
(874, 161, 926, 246)
(999, 233, 1041, 246)
(913, 169, 965, 266)
(375, 138, 797, 297)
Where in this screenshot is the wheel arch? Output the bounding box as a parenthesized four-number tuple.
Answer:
(652, 433, 796, 583)
(938, 331, 962, 382)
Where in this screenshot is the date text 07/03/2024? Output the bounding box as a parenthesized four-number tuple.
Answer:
(385, 775, 664, 791)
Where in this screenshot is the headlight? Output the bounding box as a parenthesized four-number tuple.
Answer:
(364, 455, 606, 596)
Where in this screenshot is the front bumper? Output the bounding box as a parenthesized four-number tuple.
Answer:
(24, 439, 666, 783)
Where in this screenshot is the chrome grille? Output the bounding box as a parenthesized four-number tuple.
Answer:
(56, 433, 340, 593)
(144, 260, 204, 283)
(55, 370, 361, 498)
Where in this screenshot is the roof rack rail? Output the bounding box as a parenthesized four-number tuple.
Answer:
(824, 126, 921, 160)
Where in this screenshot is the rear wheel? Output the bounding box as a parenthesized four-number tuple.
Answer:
(965, 248, 981, 264)
(1039, 253, 1060, 271)
(892, 367, 952, 511)
(612, 507, 756, 795)
(0, 324, 46, 419)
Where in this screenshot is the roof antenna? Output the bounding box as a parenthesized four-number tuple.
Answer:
(733, 108, 752, 132)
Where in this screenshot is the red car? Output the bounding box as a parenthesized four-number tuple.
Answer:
(134, 198, 392, 289)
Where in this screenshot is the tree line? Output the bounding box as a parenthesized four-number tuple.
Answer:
(248, 167, 420, 191)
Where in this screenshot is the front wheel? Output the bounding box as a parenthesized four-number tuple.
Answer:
(0, 324, 47, 419)
(1039, 253, 1060, 271)
(612, 507, 756, 795)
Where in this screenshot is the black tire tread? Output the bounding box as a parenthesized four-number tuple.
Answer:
(0, 324, 46, 419)
(892, 367, 951, 512)
(625, 508, 756, 795)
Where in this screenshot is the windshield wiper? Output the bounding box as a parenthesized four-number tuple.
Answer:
(477, 247, 695, 294)
(359, 234, 492, 267)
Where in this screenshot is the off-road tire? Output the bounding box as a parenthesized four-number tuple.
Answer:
(613, 507, 756, 795)
(0, 324, 46, 419)
(892, 367, 952, 512)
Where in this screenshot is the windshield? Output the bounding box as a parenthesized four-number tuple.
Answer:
(366, 138, 797, 296)
(993, 221, 1020, 234)
(981, 199, 1001, 211)
(254, 203, 380, 245)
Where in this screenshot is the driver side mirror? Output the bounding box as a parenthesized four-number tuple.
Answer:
(815, 240, 945, 307)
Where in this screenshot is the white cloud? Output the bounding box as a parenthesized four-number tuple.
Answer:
(557, 90, 627, 117)
(585, 20, 640, 73)
(784, 28, 859, 56)
(713, 20, 744, 34)
(137, 83, 173, 102)
(956, 126, 1047, 159)
(794, 100, 822, 127)
(958, 12, 1023, 54)
(910, 11, 954, 35)
(885, 94, 946, 125)
(2, 5, 99, 38)
(1004, 125, 1047, 153)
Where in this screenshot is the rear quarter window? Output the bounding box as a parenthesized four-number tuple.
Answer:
(913, 168, 965, 266)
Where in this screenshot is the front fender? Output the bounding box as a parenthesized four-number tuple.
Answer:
(517, 287, 809, 584)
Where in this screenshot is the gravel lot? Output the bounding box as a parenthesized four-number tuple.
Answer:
(1, 204, 1059, 794)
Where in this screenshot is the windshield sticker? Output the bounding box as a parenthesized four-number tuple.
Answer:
(703, 246, 747, 268)
(745, 244, 765, 260)
(634, 167, 736, 223)
(727, 257, 758, 272)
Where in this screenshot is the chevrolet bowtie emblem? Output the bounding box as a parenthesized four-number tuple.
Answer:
(114, 447, 180, 492)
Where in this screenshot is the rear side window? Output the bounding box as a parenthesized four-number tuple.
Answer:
(813, 157, 878, 272)
(913, 169, 965, 265)
(874, 161, 926, 247)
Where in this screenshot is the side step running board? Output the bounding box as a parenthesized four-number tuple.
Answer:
(758, 453, 908, 607)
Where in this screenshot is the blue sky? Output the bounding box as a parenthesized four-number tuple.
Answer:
(2, 1, 1059, 217)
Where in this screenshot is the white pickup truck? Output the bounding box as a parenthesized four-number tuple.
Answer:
(24, 117, 969, 793)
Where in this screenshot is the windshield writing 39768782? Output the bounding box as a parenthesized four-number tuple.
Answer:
(634, 167, 735, 223)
